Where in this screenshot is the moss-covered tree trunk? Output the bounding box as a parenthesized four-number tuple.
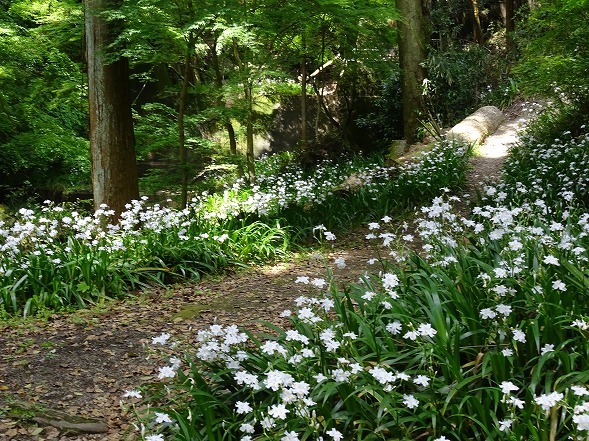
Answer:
(397, 0, 427, 147)
(85, 0, 139, 219)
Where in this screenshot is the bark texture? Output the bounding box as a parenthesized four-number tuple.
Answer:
(397, 0, 427, 146)
(446, 106, 505, 145)
(85, 0, 139, 219)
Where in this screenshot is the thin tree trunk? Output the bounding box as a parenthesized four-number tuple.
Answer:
(504, 0, 515, 33)
(397, 0, 427, 147)
(209, 39, 238, 156)
(233, 39, 255, 184)
(244, 84, 255, 184)
(471, 0, 484, 44)
(85, 0, 139, 220)
(178, 34, 194, 210)
(300, 35, 308, 147)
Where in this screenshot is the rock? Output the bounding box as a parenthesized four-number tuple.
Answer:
(387, 139, 408, 159)
(446, 106, 505, 145)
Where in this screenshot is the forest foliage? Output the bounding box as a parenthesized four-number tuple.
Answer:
(3, 0, 587, 204)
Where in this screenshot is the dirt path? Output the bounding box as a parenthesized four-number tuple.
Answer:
(0, 104, 537, 441)
(465, 101, 542, 193)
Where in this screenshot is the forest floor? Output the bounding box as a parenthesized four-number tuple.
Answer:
(0, 101, 540, 441)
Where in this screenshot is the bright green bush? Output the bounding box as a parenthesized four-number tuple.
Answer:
(515, 0, 589, 114)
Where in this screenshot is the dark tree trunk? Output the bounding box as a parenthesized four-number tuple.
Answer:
(300, 34, 308, 147)
(178, 34, 194, 210)
(85, 0, 139, 220)
(504, 0, 515, 33)
(301, 56, 308, 146)
(471, 0, 484, 44)
(397, 0, 427, 146)
(244, 84, 255, 184)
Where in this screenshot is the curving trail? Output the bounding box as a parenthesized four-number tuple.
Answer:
(465, 101, 542, 197)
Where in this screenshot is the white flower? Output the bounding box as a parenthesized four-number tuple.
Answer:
(152, 332, 171, 345)
(494, 267, 508, 278)
(403, 394, 419, 409)
(572, 385, 589, 396)
(157, 365, 177, 379)
(235, 401, 253, 414)
(502, 348, 514, 356)
(268, 403, 289, 420)
(496, 304, 512, 316)
(434, 437, 450, 441)
(145, 435, 164, 441)
(552, 279, 567, 291)
(498, 419, 512, 432)
(572, 319, 589, 330)
(480, 308, 497, 319)
(499, 381, 519, 394)
(122, 390, 142, 399)
(264, 370, 294, 391)
(535, 391, 564, 411)
(261, 341, 287, 357)
(281, 431, 299, 441)
(324, 231, 336, 241)
(362, 291, 376, 301)
(417, 323, 437, 338)
(295, 276, 309, 284)
(382, 273, 400, 290)
(573, 413, 589, 431)
(326, 428, 344, 440)
(386, 321, 403, 335)
(541, 344, 555, 355)
(403, 330, 419, 341)
(413, 375, 430, 387)
(314, 373, 327, 383)
(543, 255, 560, 266)
(291, 381, 310, 397)
(240, 423, 255, 434)
(512, 328, 527, 343)
(334, 257, 346, 268)
(311, 278, 327, 288)
(154, 412, 172, 424)
(507, 396, 525, 409)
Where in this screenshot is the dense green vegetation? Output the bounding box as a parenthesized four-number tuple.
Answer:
(123, 112, 589, 441)
(1, 0, 558, 204)
(0, 141, 471, 317)
(2, 0, 589, 439)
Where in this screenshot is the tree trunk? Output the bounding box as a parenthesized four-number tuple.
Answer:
(178, 34, 194, 210)
(233, 39, 255, 184)
(85, 0, 139, 220)
(301, 56, 308, 146)
(300, 35, 308, 147)
(504, 0, 515, 33)
(209, 38, 238, 156)
(471, 0, 484, 44)
(397, 0, 427, 147)
(244, 84, 255, 184)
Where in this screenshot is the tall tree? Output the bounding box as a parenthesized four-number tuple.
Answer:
(397, 0, 427, 145)
(85, 0, 139, 218)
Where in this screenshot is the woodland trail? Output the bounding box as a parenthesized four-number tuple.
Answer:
(0, 102, 539, 441)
